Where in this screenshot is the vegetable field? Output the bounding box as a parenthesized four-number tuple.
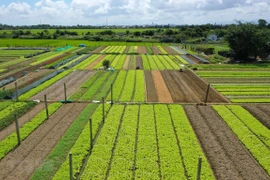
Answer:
(0, 45, 269, 180)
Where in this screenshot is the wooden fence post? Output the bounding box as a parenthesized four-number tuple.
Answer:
(89, 118, 93, 149)
(44, 95, 49, 120)
(69, 153, 73, 180)
(15, 82, 18, 102)
(196, 157, 202, 180)
(64, 83, 67, 103)
(14, 115, 21, 145)
(204, 84, 211, 104)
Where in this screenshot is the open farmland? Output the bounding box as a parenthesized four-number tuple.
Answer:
(0, 45, 269, 180)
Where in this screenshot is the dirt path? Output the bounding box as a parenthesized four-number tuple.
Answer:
(137, 46, 147, 54)
(123, 56, 130, 70)
(0, 103, 87, 180)
(136, 56, 143, 69)
(243, 105, 270, 129)
(144, 71, 158, 102)
(151, 71, 173, 103)
(162, 47, 179, 55)
(3, 69, 53, 90)
(31, 70, 95, 100)
(0, 103, 45, 141)
(184, 106, 269, 180)
(85, 55, 105, 70)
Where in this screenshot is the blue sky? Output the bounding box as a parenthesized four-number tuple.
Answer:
(0, 0, 269, 26)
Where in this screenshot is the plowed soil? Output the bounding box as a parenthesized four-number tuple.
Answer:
(0, 103, 87, 180)
(123, 46, 130, 53)
(184, 106, 269, 180)
(151, 46, 161, 55)
(244, 105, 270, 129)
(151, 70, 173, 103)
(162, 47, 179, 55)
(91, 46, 106, 53)
(3, 69, 53, 90)
(85, 55, 105, 70)
(138, 46, 147, 54)
(136, 56, 143, 69)
(186, 54, 200, 64)
(144, 71, 158, 102)
(0, 103, 45, 141)
(31, 70, 95, 100)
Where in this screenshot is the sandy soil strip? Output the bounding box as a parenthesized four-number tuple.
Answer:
(144, 71, 158, 102)
(31, 70, 95, 100)
(85, 55, 105, 70)
(0, 103, 87, 180)
(185, 106, 270, 180)
(123, 56, 130, 70)
(0, 103, 45, 141)
(151, 71, 173, 103)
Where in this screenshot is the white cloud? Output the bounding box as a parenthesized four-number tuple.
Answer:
(0, 0, 269, 25)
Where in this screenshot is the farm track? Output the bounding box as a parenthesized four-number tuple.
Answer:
(85, 55, 105, 70)
(151, 70, 173, 103)
(184, 106, 270, 180)
(136, 56, 143, 69)
(31, 70, 95, 100)
(163, 46, 179, 55)
(137, 46, 147, 54)
(144, 71, 158, 102)
(0, 103, 45, 141)
(3, 69, 53, 90)
(243, 105, 270, 129)
(0, 103, 87, 180)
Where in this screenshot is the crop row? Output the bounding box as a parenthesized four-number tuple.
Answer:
(73, 54, 100, 69)
(213, 105, 270, 174)
(93, 55, 116, 69)
(157, 46, 168, 55)
(0, 101, 36, 130)
(52, 103, 111, 180)
(196, 71, 270, 77)
(119, 70, 136, 101)
(30, 51, 62, 66)
(0, 103, 61, 160)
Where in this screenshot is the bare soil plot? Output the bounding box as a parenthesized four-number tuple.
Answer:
(0, 103, 87, 180)
(186, 54, 200, 64)
(151, 70, 173, 103)
(123, 46, 130, 53)
(186, 69, 229, 103)
(123, 56, 130, 70)
(161, 71, 200, 103)
(162, 47, 179, 55)
(151, 46, 161, 55)
(144, 71, 158, 102)
(3, 69, 53, 90)
(185, 106, 269, 180)
(136, 56, 143, 69)
(137, 46, 147, 54)
(91, 46, 105, 53)
(85, 55, 105, 70)
(31, 70, 95, 100)
(0, 103, 45, 141)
